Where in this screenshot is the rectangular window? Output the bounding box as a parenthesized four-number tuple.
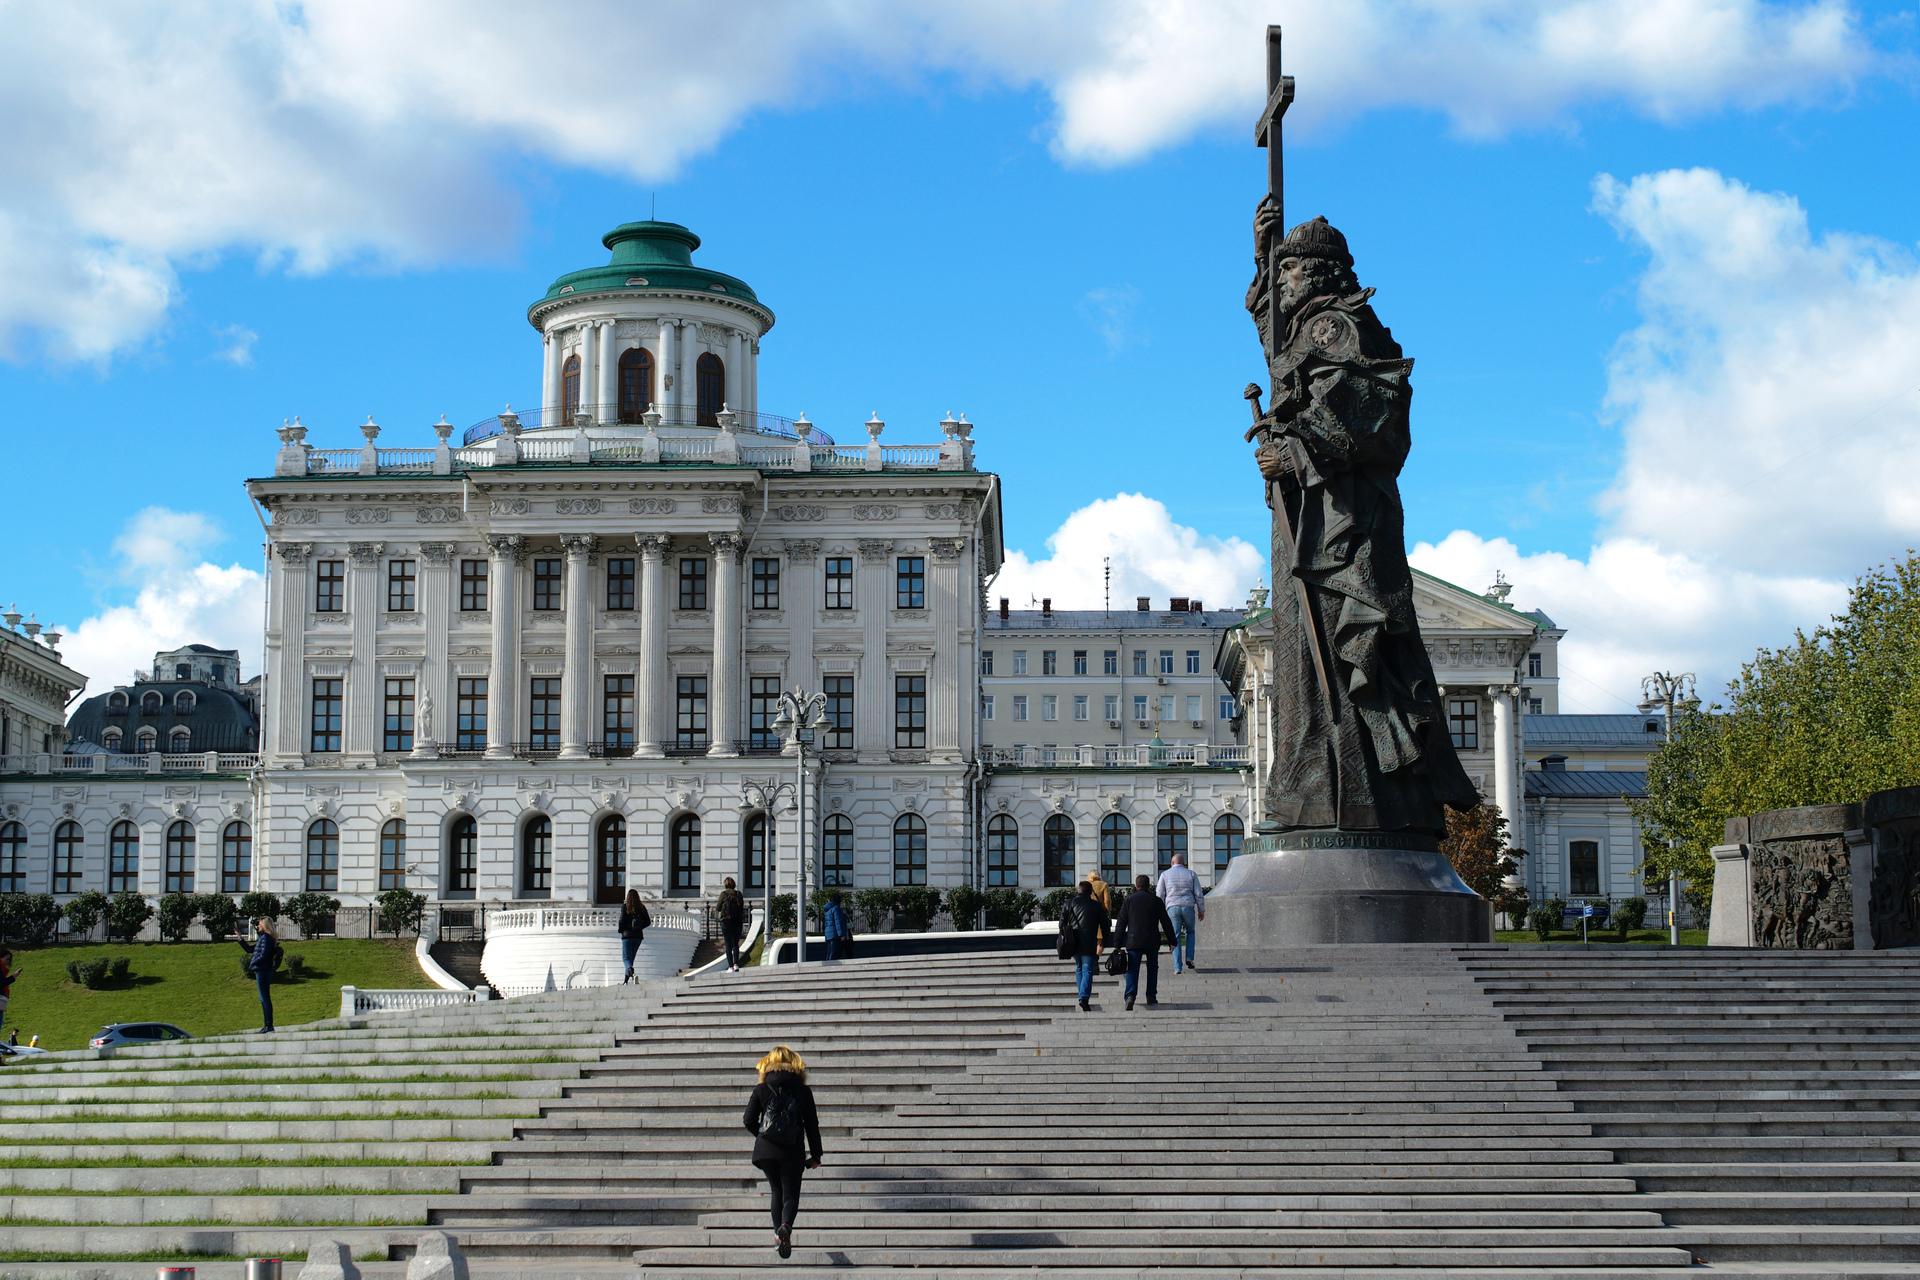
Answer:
(1013, 695, 1028, 721)
(1132, 651, 1147, 676)
(109, 826, 138, 894)
(1073, 695, 1088, 721)
(1133, 695, 1148, 721)
(678, 557, 709, 611)
(386, 560, 416, 612)
(1569, 839, 1600, 897)
(1041, 695, 1057, 721)
(896, 556, 925, 609)
(1528, 652, 1543, 678)
(1186, 650, 1201, 675)
(1220, 695, 1236, 720)
(1449, 699, 1479, 751)
(532, 558, 563, 611)
(459, 560, 488, 611)
(310, 679, 343, 752)
(676, 675, 708, 749)
(1528, 697, 1544, 715)
(456, 678, 487, 751)
(383, 677, 415, 753)
(894, 674, 927, 748)
(1159, 650, 1174, 675)
(1072, 650, 1087, 675)
(981, 695, 995, 721)
(603, 675, 635, 752)
(1041, 650, 1057, 676)
(1104, 695, 1119, 721)
(528, 678, 562, 751)
(606, 558, 635, 611)
(315, 560, 345, 612)
(823, 676, 854, 750)
(824, 557, 853, 609)
(1012, 650, 1027, 676)
(1104, 650, 1118, 675)
(221, 824, 251, 894)
(751, 558, 780, 610)
(1185, 695, 1202, 721)
(980, 650, 994, 676)
(749, 675, 781, 750)
(1160, 695, 1176, 722)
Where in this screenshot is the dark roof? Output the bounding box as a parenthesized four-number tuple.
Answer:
(1525, 769, 1647, 800)
(180, 644, 236, 655)
(68, 681, 260, 754)
(1524, 713, 1663, 749)
(986, 609, 1245, 632)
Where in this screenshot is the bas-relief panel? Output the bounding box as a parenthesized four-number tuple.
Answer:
(1869, 819, 1920, 949)
(1751, 836, 1854, 950)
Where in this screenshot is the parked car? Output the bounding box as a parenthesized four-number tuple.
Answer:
(0, 1041, 49, 1060)
(90, 1023, 192, 1048)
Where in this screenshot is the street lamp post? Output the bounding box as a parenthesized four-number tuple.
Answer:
(770, 687, 830, 964)
(1639, 671, 1698, 947)
(739, 778, 796, 964)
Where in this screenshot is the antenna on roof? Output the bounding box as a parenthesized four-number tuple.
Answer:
(651, 193, 656, 219)
(1104, 557, 1111, 618)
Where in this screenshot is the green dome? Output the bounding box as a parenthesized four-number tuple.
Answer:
(528, 220, 769, 323)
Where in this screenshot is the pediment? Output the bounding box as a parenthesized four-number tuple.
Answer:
(1412, 574, 1536, 639)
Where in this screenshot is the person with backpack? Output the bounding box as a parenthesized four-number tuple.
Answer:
(743, 1044, 822, 1258)
(237, 919, 279, 1033)
(1057, 880, 1110, 1013)
(618, 889, 652, 984)
(1117, 874, 1180, 1010)
(716, 878, 746, 972)
(821, 891, 851, 961)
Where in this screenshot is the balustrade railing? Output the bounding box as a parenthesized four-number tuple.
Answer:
(2, 752, 260, 776)
(305, 449, 361, 473)
(463, 405, 835, 447)
(882, 444, 940, 467)
(377, 448, 435, 470)
(981, 744, 1250, 769)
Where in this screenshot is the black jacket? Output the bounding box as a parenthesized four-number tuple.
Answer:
(1058, 893, 1110, 957)
(716, 889, 745, 936)
(744, 1070, 822, 1164)
(1116, 890, 1179, 953)
(618, 901, 651, 939)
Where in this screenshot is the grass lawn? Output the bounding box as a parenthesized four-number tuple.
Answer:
(1494, 927, 1710, 946)
(1, 940, 434, 1051)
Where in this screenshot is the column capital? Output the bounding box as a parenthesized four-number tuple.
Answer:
(708, 531, 747, 562)
(487, 533, 528, 565)
(347, 542, 385, 566)
(274, 541, 314, 565)
(418, 541, 457, 567)
(782, 538, 821, 563)
(636, 533, 674, 559)
(929, 537, 967, 561)
(857, 539, 895, 565)
(561, 533, 600, 559)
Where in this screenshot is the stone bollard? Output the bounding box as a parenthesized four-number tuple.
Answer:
(297, 1240, 359, 1280)
(407, 1231, 469, 1280)
(339, 986, 358, 1018)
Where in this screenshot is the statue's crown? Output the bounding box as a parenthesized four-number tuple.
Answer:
(1281, 216, 1353, 269)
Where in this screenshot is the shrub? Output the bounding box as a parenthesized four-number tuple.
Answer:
(805, 888, 831, 927)
(0, 894, 63, 945)
(1614, 896, 1649, 938)
(1493, 885, 1530, 931)
(106, 956, 130, 981)
(64, 956, 129, 990)
(197, 894, 241, 940)
(239, 891, 283, 928)
(892, 886, 940, 932)
(944, 885, 985, 931)
(285, 953, 306, 979)
(1039, 888, 1076, 921)
(984, 887, 1038, 929)
(156, 892, 200, 943)
(63, 889, 109, 940)
(105, 891, 154, 942)
(376, 889, 426, 937)
(1527, 906, 1558, 941)
(853, 888, 896, 933)
(283, 892, 340, 939)
(769, 893, 797, 936)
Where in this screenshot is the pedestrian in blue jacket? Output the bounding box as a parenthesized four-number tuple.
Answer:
(821, 891, 851, 961)
(237, 920, 279, 1033)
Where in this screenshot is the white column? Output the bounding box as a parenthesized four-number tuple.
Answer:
(541, 329, 560, 414)
(558, 534, 597, 760)
(856, 539, 894, 761)
(345, 542, 383, 755)
(484, 535, 524, 759)
(707, 533, 744, 757)
(636, 534, 670, 757)
(1491, 686, 1515, 830)
(746, 340, 758, 416)
(726, 329, 743, 414)
(658, 320, 678, 420)
(577, 322, 597, 420)
(597, 320, 618, 420)
(270, 542, 313, 759)
(929, 537, 966, 760)
(416, 542, 456, 758)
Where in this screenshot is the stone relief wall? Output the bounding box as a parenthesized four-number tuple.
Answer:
(1750, 836, 1853, 950)
(1865, 786, 1920, 949)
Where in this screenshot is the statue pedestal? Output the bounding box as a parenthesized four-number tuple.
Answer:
(1204, 830, 1490, 946)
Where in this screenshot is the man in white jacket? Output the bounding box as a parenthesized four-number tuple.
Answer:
(1156, 853, 1205, 973)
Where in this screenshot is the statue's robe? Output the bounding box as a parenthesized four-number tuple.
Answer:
(1260, 291, 1477, 835)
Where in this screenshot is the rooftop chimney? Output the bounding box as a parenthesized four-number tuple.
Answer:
(1190, 600, 1203, 613)
(1136, 596, 1150, 612)
(1041, 598, 1052, 617)
(1170, 597, 1189, 613)
(998, 597, 1009, 620)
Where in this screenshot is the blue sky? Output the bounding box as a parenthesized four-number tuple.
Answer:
(3, 1, 1918, 710)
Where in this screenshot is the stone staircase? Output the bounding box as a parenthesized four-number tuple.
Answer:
(0, 945, 1915, 1277)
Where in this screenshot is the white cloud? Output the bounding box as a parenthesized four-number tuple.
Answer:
(994, 493, 1264, 613)
(1078, 285, 1143, 354)
(0, 1, 1877, 358)
(211, 324, 258, 366)
(55, 509, 263, 694)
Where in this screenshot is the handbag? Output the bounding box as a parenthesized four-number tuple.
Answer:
(1055, 923, 1075, 961)
(1104, 946, 1130, 977)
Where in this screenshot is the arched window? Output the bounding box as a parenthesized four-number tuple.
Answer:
(168, 728, 192, 754)
(1043, 815, 1075, 888)
(986, 815, 1018, 887)
(140, 691, 162, 714)
(305, 819, 339, 891)
(164, 820, 196, 894)
(668, 815, 701, 897)
(562, 354, 581, 417)
(136, 728, 157, 752)
(521, 815, 552, 899)
(1099, 813, 1131, 885)
(107, 691, 128, 712)
(103, 728, 122, 752)
(1156, 813, 1188, 873)
(174, 691, 195, 712)
(742, 813, 766, 893)
(1214, 814, 1244, 877)
(595, 815, 627, 904)
(618, 347, 653, 423)
(0, 822, 24, 895)
(222, 821, 251, 894)
(447, 815, 478, 899)
(892, 814, 927, 886)
(53, 820, 82, 895)
(696, 352, 724, 425)
(822, 814, 853, 888)
(109, 820, 139, 893)
(379, 819, 406, 892)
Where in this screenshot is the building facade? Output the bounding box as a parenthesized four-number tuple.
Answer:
(1520, 714, 1660, 904)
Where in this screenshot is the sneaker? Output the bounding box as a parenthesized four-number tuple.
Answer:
(1078, 999, 1090, 1012)
(1125, 996, 1135, 1011)
(1146, 998, 1159, 1006)
(777, 1226, 792, 1259)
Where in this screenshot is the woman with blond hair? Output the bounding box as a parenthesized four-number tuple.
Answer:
(743, 1044, 822, 1257)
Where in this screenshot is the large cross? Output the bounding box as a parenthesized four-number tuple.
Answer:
(1254, 24, 1295, 224)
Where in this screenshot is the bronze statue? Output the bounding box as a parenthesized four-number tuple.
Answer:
(1243, 202, 1477, 837)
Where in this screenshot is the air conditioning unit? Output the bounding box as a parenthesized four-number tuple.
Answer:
(1138, 720, 1153, 730)
(1190, 720, 1206, 729)
(1155, 676, 1168, 685)
(1107, 719, 1122, 729)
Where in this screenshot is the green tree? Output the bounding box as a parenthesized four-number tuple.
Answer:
(62, 890, 109, 940)
(105, 891, 154, 942)
(155, 892, 200, 942)
(853, 888, 896, 933)
(239, 891, 283, 927)
(1441, 803, 1526, 900)
(376, 889, 426, 937)
(197, 894, 241, 940)
(283, 892, 340, 939)
(944, 884, 985, 931)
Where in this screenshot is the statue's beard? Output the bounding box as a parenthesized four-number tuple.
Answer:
(1275, 261, 1355, 326)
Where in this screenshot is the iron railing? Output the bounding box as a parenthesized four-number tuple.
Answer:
(464, 404, 835, 447)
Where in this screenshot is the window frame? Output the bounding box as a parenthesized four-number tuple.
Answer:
(164, 820, 197, 894)
(314, 560, 345, 613)
(1569, 839, 1601, 897)
(305, 818, 339, 892)
(678, 557, 709, 611)
(456, 678, 487, 752)
(1099, 813, 1131, 885)
(980, 651, 993, 676)
(749, 675, 782, 751)
(617, 346, 653, 423)
(823, 676, 854, 750)
(695, 352, 724, 425)
(108, 821, 139, 894)
(379, 818, 406, 892)
(986, 815, 1018, 887)
(1040, 695, 1057, 722)
(53, 820, 83, 895)
(447, 815, 478, 898)
(669, 814, 702, 896)
(1073, 695, 1088, 721)
(221, 820, 251, 894)
(1072, 650, 1087, 675)
(1041, 650, 1056, 676)
(892, 814, 928, 886)
(1043, 815, 1075, 888)
(528, 678, 562, 751)
(532, 558, 563, 612)
(821, 814, 854, 888)
(521, 815, 552, 898)
(386, 559, 417, 612)
(603, 675, 635, 753)
(459, 560, 488, 611)
(310, 678, 343, 753)
(0, 822, 24, 895)
(562, 353, 581, 416)
(1448, 698, 1480, 751)
(1156, 813, 1188, 873)
(676, 675, 709, 750)
(1214, 814, 1244, 877)
(595, 815, 627, 903)
(750, 558, 780, 611)
(1012, 695, 1028, 722)
(605, 557, 636, 612)
(1132, 651, 1147, 676)
(742, 813, 767, 893)
(1012, 650, 1027, 676)
(894, 674, 926, 748)
(895, 556, 925, 610)
(383, 677, 415, 753)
